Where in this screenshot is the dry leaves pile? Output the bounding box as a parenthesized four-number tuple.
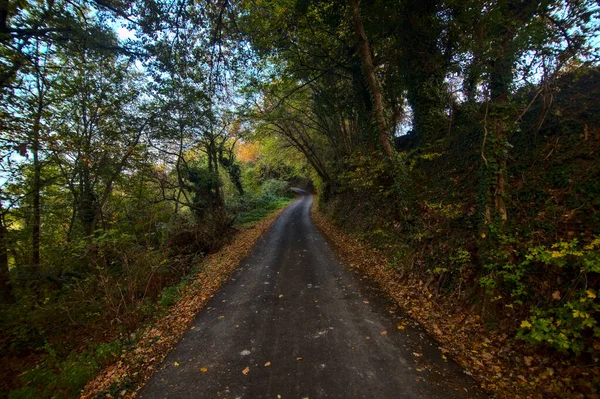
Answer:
(312, 205, 599, 399)
(80, 205, 290, 399)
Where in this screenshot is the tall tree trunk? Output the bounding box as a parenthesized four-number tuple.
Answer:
(210, 143, 223, 209)
(32, 103, 42, 269)
(483, 6, 517, 224)
(0, 210, 14, 303)
(486, 57, 511, 223)
(79, 162, 96, 237)
(349, 0, 394, 158)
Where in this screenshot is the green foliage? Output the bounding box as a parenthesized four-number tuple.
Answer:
(482, 237, 600, 353)
(158, 285, 182, 308)
(517, 290, 599, 355)
(424, 201, 463, 220)
(2, 174, 289, 396)
(9, 341, 123, 399)
(259, 179, 293, 200)
(339, 152, 397, 199)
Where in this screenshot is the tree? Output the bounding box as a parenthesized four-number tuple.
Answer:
(349, 0, 395, 158)
(48, 44, 146, 244)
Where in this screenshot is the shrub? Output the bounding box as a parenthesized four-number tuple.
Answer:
(260, 179, 292, 200)
(483, 237, 600, 354)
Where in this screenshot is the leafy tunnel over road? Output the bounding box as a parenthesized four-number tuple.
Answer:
(138, 191, 486, 398)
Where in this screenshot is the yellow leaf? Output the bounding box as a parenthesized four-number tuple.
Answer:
(174, 362, 180, 367)
(200, 367, 208, 373)
(242, 367, 250, 375)
(520, 320, 533, 329)
(397, 325, 405, 330)
(587, 289, 596, 299)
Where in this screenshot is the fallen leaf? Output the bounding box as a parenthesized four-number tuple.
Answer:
(242, 367, 250, 375)
(200, 367, 208, 373)
(366, 336, 370, 340)
(296, 357, 303, 361)
(397, 325, 405, 330)
(264, 362, 271, 367)
(279, 294, 284, 298)
(552, 290, 561, 300)
(413, 352, 422, 357)
(524, 356, 533, 366)
(380, 330, 388, 336)
(174, 362, 180, 367)
(363, 300, 369, 304)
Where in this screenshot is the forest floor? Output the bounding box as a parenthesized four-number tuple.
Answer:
(90, 192, 485, 399)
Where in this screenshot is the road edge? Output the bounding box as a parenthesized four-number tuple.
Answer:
(80, 203, 293, 399)
(309, 198, 506, 397)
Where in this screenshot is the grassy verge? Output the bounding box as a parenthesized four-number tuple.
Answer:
(234, 197, 293, 227)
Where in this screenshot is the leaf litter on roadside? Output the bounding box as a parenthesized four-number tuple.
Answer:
(311, 203, 600, 398)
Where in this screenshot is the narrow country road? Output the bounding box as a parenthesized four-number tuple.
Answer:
(138, 192, 486, 399)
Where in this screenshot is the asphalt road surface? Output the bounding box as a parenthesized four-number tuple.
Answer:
(138, 192, 486, 399)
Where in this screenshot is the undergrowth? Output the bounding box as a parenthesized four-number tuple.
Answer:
(1, 190, 292, 399)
